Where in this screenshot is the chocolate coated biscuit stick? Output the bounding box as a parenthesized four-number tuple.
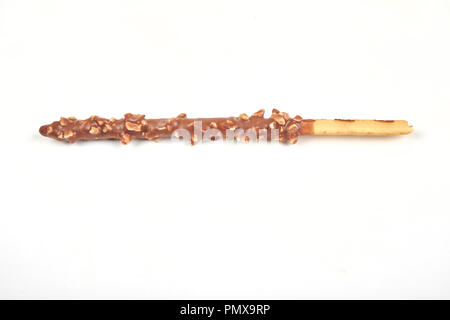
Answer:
(39, 109, 413, 145)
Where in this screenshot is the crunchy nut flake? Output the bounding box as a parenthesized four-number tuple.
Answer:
(280, 112, 290, 121)
(239, 113, 249, 121)
(125, 121, 142, 132)
(103, 124, 112, 133)
(271, 114, 286, 125)
(141, 119, 148, 125)
(89, 126, 100, 135)
(124, 113, 145, 121)
(68, 117, 76, 121)
(46, 126, 53, 134)
(209, 122, 218, 128)
(222, 119, 236, 130)
(60, 117, 68, 126)
(288, 123, 299, 132)
(97, 120, 104, 126)
(63, 130, 74, 139)
(252, 109, 265, 118)
(57, 132, 63, 139)
(293, 115, 303, 122)
(272, 108, 280, 114)
(121, 133, 131, 145)
(177, 113, 187, 118)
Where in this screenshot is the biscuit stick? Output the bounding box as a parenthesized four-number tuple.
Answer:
(302, 119, 413, 136)
(39, 109, 413, 145)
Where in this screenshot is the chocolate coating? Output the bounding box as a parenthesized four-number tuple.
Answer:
(39, 110, 307, 145)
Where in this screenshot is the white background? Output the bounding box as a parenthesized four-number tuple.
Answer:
(0, 0, 449, 299)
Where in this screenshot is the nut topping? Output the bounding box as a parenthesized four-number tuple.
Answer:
(288, 123, 299, 131)
(89, 126, 100, 134)
(125, 121, 142, 132)
(60, 117, 68, 126)
(124, 113, 145, 122)
(103, 124, 112, 133)
(271, 114, 286, 125)
(280, 112, 290, 121)
(239, 113, 249, 121)
(293, 115, 303, 122)
(252, 109, 265, 118)
(63, 130, 74, 139)
(121, 133, 131, 145)
(221, 119, 236, 130)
